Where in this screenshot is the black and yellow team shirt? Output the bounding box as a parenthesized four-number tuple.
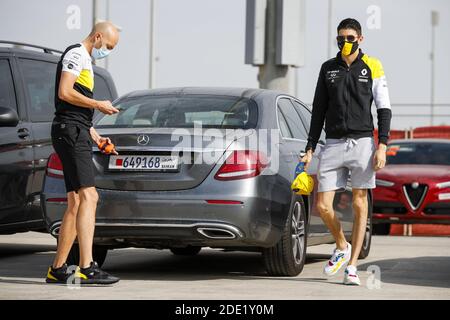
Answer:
(54, 43, 95, 130)
(306, 50, 392, 152)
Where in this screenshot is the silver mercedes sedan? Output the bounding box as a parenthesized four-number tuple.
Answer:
(41, 87, 372, 276)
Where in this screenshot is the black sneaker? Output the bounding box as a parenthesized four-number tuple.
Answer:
(76, 261, 120, 285)
(46, 263, 72, 284)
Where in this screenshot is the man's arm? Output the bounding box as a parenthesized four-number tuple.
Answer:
(89, 127, 118, 155)
(58, 72, 118, 115)
(89, 127, 102, 145)
(305, 65, 329, 152)
(372, 59, 392, 170)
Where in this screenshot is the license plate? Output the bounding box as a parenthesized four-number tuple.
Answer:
(108, 155, 179, 171)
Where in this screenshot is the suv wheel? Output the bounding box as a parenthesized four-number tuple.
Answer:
(263, 196, 307, 276)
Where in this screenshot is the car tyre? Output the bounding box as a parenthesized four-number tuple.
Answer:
(170, 246, 202, 256)
(263, 195, 307, 276)
(372, 223, 391, 236)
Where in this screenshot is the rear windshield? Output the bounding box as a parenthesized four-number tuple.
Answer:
(95, 94, 258, 129)
(387, 142, 450, 165)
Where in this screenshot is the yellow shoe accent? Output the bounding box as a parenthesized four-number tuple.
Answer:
(46, 267, 58, 281)
(75, 267, 88, 280)
(331, 260, 344, 273)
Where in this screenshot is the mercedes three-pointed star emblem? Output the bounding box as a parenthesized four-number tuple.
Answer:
(137, 134, 150, 145)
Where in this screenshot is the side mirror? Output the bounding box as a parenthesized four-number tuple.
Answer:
(318, 139, 325, 145)
(0, 106, 19, 127)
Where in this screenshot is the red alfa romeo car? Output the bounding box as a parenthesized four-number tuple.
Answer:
(373, 139, 450, 234)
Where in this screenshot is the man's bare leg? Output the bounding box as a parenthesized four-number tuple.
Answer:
(52, 191, 79, 268)
(76, 187, 98, 268)
(348, 188, 368, 266)
(317, 191, 347, 250)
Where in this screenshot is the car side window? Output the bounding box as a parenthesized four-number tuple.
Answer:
(277, 98, 308, 140)
(19, 59, 56, 122)
(0, 59, 18, 112)
(93, 73, 113, 101)
(277, 105, 293, 138)
(292, 100, 326, 144)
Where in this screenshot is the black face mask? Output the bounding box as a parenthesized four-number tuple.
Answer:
(338, 40, 359, 56)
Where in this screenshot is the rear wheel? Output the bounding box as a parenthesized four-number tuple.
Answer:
(170, 246, 202, 256)
(64, 243, 108, 268)
(263, 196, 307, 276)
(372, 223, 391, 235)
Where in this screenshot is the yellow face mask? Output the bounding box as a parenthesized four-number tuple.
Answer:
(339, 41, 359, 56)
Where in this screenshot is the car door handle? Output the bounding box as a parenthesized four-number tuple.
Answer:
(17, 128, 30, 139)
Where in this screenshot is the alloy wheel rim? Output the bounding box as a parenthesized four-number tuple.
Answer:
(291, 202, 305, 265)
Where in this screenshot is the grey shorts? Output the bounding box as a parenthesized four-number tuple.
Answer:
(317, 137, 376, 192)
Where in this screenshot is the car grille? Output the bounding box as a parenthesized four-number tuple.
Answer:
(374, 202, 408, 214)
(403, 184, 428, 210)
(424, 203, 450, 215)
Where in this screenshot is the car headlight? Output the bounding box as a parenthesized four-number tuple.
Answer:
(376, 179, 395, 187)
(436, 181, 450, 189)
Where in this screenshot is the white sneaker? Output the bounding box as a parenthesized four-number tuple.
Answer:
(323, 242, 351, 276)
(344, 265, 361, 286)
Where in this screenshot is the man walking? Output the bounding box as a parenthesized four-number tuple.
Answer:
(302, 18, 392, 285)
(46, 21, 121, 285)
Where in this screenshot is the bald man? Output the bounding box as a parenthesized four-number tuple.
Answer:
(46, 22, 120, 285)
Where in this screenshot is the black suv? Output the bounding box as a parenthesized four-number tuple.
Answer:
(0, 41, 118, 234)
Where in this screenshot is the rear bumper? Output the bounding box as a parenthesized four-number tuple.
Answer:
(48, 219, 249, 248)
(41, 175, 291, 248)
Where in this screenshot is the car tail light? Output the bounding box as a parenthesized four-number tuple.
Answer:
(214, 150, 268, 181)
(47, 153, 64, 179)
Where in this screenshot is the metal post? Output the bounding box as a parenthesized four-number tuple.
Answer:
(93, 0, 98, 28)
(258, 0, 295, 95)
(92, 0, 108, 69)
(149, 0, 156, 89)
(327, 0, 333, 58)
(430, 11, 439, 126)
(104, 0, 110, 70)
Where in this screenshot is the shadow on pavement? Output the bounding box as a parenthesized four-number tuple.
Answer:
(97, 250, 332, 282)
(0, 246, 331, 284)
(358, 256, 450, 289)
(0, 243, 56, 258)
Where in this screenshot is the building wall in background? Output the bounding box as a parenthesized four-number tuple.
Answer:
(0, 0, 449, 129)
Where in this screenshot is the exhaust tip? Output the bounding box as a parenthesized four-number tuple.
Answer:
(49, 222, 62, 237)
(197, 227, 237, 239)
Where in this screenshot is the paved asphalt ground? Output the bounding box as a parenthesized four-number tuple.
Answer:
(0, 232, 449, 300)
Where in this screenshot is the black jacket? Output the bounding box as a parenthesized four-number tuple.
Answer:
(306, 50, 392, 152)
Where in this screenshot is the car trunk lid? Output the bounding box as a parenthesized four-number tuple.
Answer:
(92, 127, 247, 191)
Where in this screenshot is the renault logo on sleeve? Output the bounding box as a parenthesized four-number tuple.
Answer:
(137, 134, 150, 145)
(361, 68, 368, 76)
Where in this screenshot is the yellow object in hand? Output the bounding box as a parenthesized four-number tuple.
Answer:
(291, 172, 314, 195)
